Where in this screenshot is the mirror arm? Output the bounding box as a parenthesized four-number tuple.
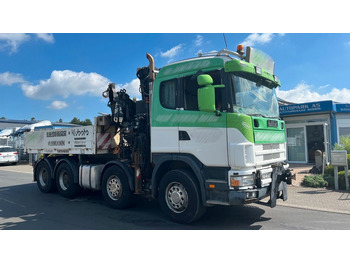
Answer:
(215, 110, 222, 117)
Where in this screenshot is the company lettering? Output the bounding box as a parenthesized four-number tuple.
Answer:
(72, 128, 89, 137)
(46, 130, 67, 137)
(280, 103, 322, 113)
(48, 141, 65, 146)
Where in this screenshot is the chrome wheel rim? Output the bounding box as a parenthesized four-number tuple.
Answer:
(107, 175, 122, 200)
(59, 170, 69, 190)
(165, 182, 188, 213)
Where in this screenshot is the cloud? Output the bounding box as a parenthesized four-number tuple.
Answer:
(21, 70, 110, 100)
(116, 78, 141, 99)
(0, 33, 31, 53)
(0, 72, 26, 86)
(35, 33, 55, 43)
(160, 44, 183, 58)
(0, 33, 55, 53)
(194, 35, 203, 47)
(241, 33, 274, 46)
(47, 100, 68, 110)
(276, 82, 350, 103)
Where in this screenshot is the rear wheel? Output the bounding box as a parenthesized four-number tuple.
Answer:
(159, 169, 206, 224)
(36, 160, 56, 193)
(55, 162, 82, 198)
(101, 166, 133, 209)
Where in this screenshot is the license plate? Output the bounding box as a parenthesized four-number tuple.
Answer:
(267, 120, 278, 127)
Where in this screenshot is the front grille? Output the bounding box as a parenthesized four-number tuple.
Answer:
(263, 143, 280, 150)
(263, 153, 281, 161)
(255, 143, 286, 165)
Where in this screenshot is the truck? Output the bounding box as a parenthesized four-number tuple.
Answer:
(25, 44, 292, 223)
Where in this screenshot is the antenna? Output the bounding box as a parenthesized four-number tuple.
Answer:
(222, 33, 228, 49)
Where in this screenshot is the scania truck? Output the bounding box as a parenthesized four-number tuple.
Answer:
(25, 44, 292, 223)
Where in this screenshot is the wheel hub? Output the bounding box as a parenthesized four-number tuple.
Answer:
(107, 176, 122, 200)
(166, 182, 188, 213)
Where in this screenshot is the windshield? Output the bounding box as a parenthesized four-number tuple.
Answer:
(230, 74, 279, 118)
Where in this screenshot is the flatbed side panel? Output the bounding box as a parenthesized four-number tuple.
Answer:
(25, 126, 96, 155)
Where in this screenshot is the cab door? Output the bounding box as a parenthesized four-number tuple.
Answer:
(177, 70, 229, 167)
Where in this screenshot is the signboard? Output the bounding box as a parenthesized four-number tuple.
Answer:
(331, 150, 347, 166)
(335, 103, 350, 113)
(279, 101, 333, 116)
(331, 150, 349, 191)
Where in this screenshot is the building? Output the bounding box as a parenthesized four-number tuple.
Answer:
(0, 119, 78, 132)
(279, 100, 350, 164)
(0, 119, 36, 131)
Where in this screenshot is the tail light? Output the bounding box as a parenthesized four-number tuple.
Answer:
(14, 152, 18, 155)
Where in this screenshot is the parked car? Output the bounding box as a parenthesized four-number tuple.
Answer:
(0, 146, 18, 165)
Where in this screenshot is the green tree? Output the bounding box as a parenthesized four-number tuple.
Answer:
(334, 136, 350, 153)
(82, 119, 92, 126)
(70, 117, 81, 125)
(70, 117, 92, 126)
(58, 118, 63, 123)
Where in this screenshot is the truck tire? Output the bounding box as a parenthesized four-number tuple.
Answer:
(36, 160, 56, 193)
(159, 169, 207, 224)
(101, 166, 133, 209)
(55, 162, 82, 198)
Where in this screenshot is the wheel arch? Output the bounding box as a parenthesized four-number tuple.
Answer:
(151, 154, 206, 204)
(54, 157, 79, 184)
(101, 161, 134, 192)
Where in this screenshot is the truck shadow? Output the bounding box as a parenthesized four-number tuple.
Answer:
(0, 183, 269, 230)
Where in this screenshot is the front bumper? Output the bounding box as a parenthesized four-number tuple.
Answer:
(0, 158, 18, 164)
(228, 187, 270, 205)
(206, 186, 270, 206)
(205, 164, 292, 207)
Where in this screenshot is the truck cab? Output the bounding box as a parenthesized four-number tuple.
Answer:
(149, 46, 290, 222)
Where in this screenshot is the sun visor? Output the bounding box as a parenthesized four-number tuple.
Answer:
(246, 47, 275, 75)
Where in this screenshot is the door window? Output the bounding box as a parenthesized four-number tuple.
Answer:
(287, 127, 306, 162)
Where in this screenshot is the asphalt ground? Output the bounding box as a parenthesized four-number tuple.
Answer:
(1, 164, 349, 216)
(1, 163, 349, 262)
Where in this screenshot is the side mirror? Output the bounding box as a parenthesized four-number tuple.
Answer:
(197, 74, 224, 113)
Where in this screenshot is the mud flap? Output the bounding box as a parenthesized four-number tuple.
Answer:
(270, 165, 289, 208)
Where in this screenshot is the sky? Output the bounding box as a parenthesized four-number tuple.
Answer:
(2, 33, 350, 123)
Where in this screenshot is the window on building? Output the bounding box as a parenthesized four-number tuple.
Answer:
(339, 126, 350, 138)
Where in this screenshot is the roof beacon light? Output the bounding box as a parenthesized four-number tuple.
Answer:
(237, 45, 245, 55)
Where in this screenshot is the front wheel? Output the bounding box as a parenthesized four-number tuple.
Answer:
(159, 169, 206, 224)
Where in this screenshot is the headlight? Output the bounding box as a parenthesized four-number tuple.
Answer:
(255, 66, 262, 75)
(230, 174, 255, 187)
